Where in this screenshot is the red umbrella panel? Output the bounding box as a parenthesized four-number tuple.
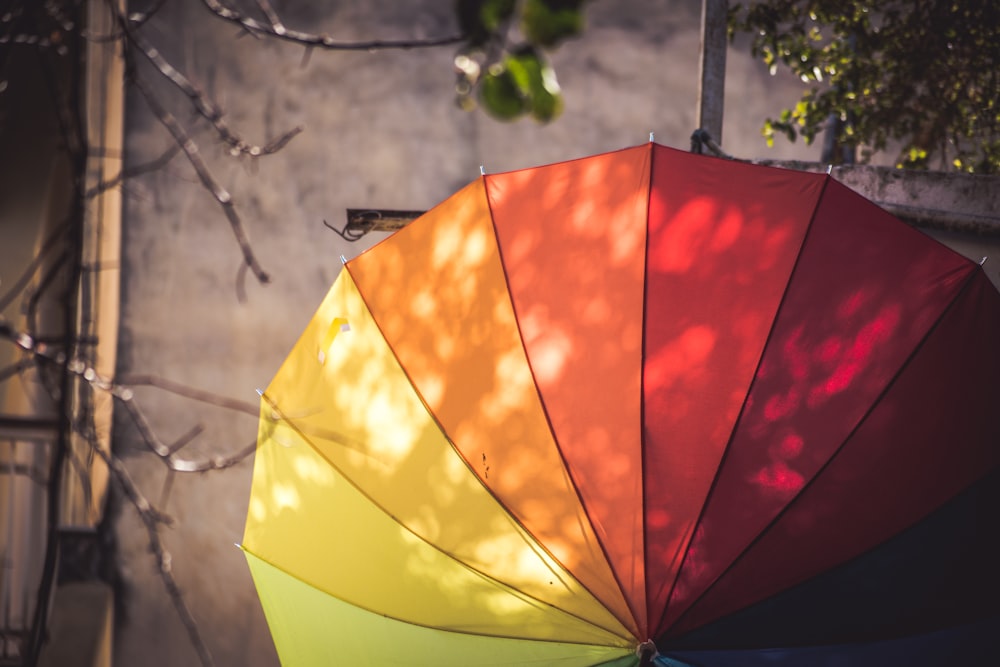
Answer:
(242, 143, 1000, 666)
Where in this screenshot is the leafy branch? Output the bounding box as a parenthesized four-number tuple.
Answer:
(730, 0, 1000, 173)
(454, 0, 588, 121)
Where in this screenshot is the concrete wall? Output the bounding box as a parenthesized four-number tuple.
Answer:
(111, 2, 996, 666)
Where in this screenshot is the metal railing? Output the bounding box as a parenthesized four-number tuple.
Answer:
(0, 420, 56, 665)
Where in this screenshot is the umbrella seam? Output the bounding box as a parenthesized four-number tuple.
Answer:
(639, 142, 657, 642)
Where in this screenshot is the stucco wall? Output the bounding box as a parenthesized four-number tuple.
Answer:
(112, 2, 996, 666)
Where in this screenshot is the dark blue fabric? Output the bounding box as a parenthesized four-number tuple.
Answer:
(662, 617, 1000, 666)
(657, 465, 1000, 658)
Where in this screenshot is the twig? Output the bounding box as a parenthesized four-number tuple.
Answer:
(25, 247, 73, 341)
(88, 442, 215, 667)
(117, 396, 175, 459)
(167, 423, 207, 456)
(0, 213, 72, 316)
(122, 17, 303, 158)
(0, 358, 34, 383)
(124, 0, 168, 30)
(117, 388, 256, 473)
(158, 468, 176, 510)
(200, 0, 464, 50)
(128, 68, 271, 285)
(115, 373, 259, 416)
(0, 320, 260, 474)
(84, 142, 182, 198)
(235, 261, 249, 303)
(253, 0, 284, 34)
(167, 440, 258, 473)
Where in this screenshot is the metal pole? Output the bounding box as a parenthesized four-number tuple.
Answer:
(697, 0, 729, 144)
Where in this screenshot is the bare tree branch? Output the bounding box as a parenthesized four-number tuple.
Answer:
(252, 0, 284, 34)
(116, 386, 256, 473)
(200, 0, 464, 50)
(166, 423, 207, 456)
(128, 67, 271, 285)
(85, 142, 182, 198)
(120, 16, 303, 159)
(124, 0, 169, 30)
(0, 320, 259, 474)
(0, 358, 35, 382)
(0, 218, 73, 313)
(169, 440, 258, 473)
(115, 373, 259, 416)
(3, 302, 255, 667)
(88, 441, 215, 667)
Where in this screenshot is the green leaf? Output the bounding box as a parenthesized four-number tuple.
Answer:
(456, 0, 516, 45)
(481, 49, 564, 123)
(479, 63, 528, 120)
(521, 0, 586, 47)
(480, 0, 516, 30)
(511, 48, 563, 121)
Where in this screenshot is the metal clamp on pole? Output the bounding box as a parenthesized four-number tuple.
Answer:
(690, 128, 733, 159)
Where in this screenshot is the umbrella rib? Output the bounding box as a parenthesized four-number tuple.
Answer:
(639, 143, 656, 641)
(257, 387, 635, 645)
(481, 166, 649, 639)
(259, 409, 379, 461)
(651, 173, 833, 636)
(240, 545, 633, 649)
(662, 263, 982, 640)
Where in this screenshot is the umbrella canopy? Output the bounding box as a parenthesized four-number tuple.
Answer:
(242, 143, 1000, 666)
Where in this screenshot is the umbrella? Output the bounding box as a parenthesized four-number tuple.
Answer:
(241, 142, 1000, 666)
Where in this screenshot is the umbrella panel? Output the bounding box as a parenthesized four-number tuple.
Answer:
(246, 551, 635, 667)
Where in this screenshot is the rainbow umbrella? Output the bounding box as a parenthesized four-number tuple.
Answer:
(242, 143, 1000, 666)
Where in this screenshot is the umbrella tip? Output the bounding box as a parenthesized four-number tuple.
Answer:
(255, 388, 264, 397)
(826, 164, 834, 174)
(479, 165, 486, 176)
(340, 254, 348, 265)
(649, 132, 654, 142)
(636, 639, 658, 666)
(981, 256, 989, 266)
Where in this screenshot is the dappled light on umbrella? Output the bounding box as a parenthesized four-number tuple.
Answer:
(243, 143, 1000, 666)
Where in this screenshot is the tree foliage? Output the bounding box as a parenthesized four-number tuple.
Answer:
(730, 0, 1000, 173)
(454, 0, 588, 122)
